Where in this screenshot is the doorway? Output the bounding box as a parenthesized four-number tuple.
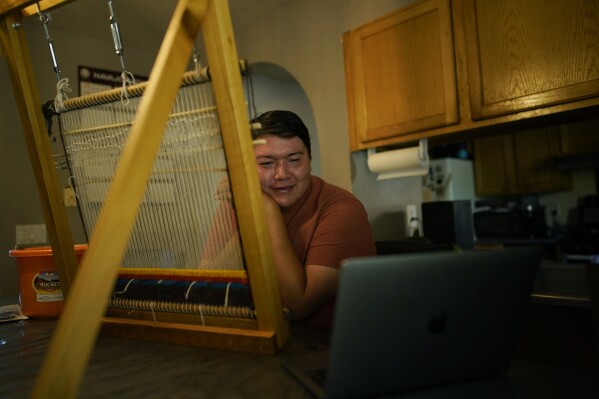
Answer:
(248, 62, 321, 176)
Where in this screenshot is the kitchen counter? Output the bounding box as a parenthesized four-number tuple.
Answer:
(532, 261, 599, 308)
(531, 261, 593, 308)
(475, 239, 596, 308)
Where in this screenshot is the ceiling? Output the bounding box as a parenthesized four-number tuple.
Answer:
(37, 0, 288, 53)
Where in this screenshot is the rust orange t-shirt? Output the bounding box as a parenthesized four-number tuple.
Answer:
(282, 176, 376, 327)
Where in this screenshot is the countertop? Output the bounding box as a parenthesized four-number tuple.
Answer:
(531, 261, 594, 308)
(1, 318, 598, 399)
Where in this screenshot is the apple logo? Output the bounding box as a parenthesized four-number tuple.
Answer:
(428, 311, 447, 335)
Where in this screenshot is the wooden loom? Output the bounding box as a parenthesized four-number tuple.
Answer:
(0, 1, 289, 398)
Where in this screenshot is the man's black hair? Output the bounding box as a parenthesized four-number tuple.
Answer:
(250, 110, 312, 159)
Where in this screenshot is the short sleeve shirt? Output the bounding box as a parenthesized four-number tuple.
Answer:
(282, 176, 376, 326)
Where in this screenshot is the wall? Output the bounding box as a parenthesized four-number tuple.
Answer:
(0, 57, 45, 299)
(351, 152, 423, 241)
(0, 0, 421, 300)
(233, 0, 416, 191)
(0, 22, 157, 299)
(249, 68, 321, 177)
(233, 0, 420, 241)
(3, 1, 595, 300)
(540, 170, 597, 227)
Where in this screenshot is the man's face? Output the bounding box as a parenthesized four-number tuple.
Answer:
(254, 135, 312, 210)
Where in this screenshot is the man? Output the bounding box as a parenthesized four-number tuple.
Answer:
(251, 110, 376, 327)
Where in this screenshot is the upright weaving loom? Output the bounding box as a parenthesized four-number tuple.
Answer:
(0, 1, 288, 398)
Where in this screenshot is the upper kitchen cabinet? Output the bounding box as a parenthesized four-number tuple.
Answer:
(560, 118, 599, 155)
(343, 0, 458, 151)
(344, 0, 599, 151)
(463, 0, 599, 120)
(473, 126, 572, 196)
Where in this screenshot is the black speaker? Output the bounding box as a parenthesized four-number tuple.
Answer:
(421, 200, 474, 250)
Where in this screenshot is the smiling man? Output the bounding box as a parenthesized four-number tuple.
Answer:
(251, 110, 376, 327)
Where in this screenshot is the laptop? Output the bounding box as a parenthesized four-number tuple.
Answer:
(283, 247, 542, 398)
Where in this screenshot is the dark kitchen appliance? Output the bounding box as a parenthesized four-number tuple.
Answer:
(421, 200, 474, 250)
(579, 195, 599, 228)
(474, 204, 547, 239)
(560, 196, 599, 259)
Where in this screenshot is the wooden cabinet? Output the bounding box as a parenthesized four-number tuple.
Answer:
(344, 0, 599, 151)
(473, 134, 515, 195)
(463, 0, 599, 120)
(473, 127, 572, 196)
(342, 0, 458, 149)
(560, 118, 599, 155)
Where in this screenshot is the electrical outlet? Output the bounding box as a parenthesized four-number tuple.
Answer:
(405, 204, 419, 236)
(548, 204, 562, 226)
(16, 224, 47, 245)
(64, 187, 77, 207)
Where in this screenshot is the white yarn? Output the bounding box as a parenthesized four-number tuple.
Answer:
(54, 78, 71, 111)
(120, 70, 136, 104)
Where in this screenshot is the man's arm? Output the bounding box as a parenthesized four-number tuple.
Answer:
(261, 194, 339, 319)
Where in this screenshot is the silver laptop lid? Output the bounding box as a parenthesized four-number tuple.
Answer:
(325, 247, 542, 399)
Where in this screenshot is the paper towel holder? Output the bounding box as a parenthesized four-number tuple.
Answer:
(367, 139, 429, 180)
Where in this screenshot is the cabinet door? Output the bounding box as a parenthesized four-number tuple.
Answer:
(512, 127, 572, 193)
(474, 128, 572, 196)
(462, 0, 599, 120)
(343, 0, 458, 149)
(474, 134, 516, 196)
(560, 118, 599, 154)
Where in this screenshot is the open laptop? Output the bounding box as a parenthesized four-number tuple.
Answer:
(283, 247, 542, 398)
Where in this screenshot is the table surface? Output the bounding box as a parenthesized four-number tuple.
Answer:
(0, 316, 331, 399)
(1, 316, 598, 399)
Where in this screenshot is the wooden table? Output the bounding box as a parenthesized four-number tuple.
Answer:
(0, 317, 328, 399)
(1, 308, 598, 399)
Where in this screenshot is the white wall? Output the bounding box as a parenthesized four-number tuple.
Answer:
(0, 0, 421, 299)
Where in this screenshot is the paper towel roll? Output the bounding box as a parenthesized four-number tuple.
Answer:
(367, 140, 429, 181)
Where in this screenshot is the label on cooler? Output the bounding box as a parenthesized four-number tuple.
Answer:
(32, 269, 63, 302)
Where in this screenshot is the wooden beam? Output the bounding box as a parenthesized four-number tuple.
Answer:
(0, 0, 72, 17)
(21, 0, 75, 17)
(30, 1, 209, 398)
(0, 0, 37, 16)
(102, 318, 279, 355)
(0, 12, 78, 296)
(202, 0, 290, 349)
(105, 308, 261, 330)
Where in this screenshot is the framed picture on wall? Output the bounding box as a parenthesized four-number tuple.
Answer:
(78, 66, 147, 96)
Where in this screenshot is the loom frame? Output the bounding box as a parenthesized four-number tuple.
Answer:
(1, 1, 289, 398)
